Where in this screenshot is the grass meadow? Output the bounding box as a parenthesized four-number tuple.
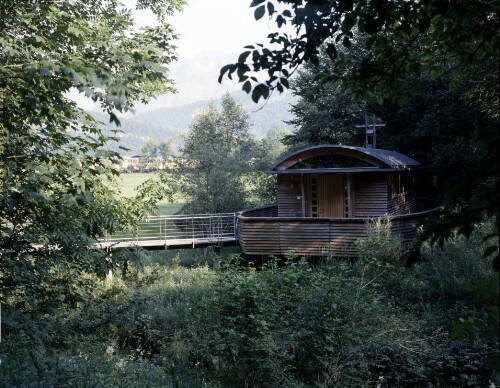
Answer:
(119, 172, 184, 215)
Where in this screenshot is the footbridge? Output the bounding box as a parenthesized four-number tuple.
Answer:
(98, 213, 237, 250)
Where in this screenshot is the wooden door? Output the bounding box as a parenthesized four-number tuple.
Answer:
(310, 175, 345, 217)
(319, 175, 344, 217)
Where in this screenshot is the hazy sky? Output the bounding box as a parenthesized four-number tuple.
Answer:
(132, 0, 276, 60)
(71, 1, 287, 111)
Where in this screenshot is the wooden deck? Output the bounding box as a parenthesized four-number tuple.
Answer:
(237, 199, 440, 257)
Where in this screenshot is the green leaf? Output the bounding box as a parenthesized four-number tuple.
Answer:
(238, 51, 251, 64)
(254, 5, 265, 20)
(219, 64, 235, 83)
(242, 80, 252, 93)
(476, 47, 486, 60)
(431, 14, 442, 25)
(250, 0, 265, 6)
(262, 85, 269, 99)
(267, 2, 275, 16)
(252, 85, 262, 103)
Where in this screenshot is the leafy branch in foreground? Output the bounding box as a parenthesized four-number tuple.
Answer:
(221, 0, 499, 105)
(0, 0, 184, 311)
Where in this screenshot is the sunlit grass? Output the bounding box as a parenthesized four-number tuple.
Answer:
(119, 172, 184, 215)
(118, 173, 155, 198)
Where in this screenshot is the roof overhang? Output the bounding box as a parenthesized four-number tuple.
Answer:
(272, 145, 421, 173)
(270, 167, 423, 174)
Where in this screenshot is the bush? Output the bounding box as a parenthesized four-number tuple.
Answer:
(354, 217, 407, 292)
(112, 258, 441, 386)
(0, 334, 184, 387)
(408, 218, 495, 303)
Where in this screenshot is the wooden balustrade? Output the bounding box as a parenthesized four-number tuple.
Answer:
(237, 200, 440, 257)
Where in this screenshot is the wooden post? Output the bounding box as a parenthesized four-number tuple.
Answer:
(301, 174, 306, 217)
(346, 173, 352, 218)
(364, 114, 369, 147)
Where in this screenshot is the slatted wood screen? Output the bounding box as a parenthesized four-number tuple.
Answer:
(388, 173, 417, 215)
(352, 174, 388, 217)
(277, 175, 303, 217)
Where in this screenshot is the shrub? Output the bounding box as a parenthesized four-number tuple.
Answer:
(354, 216, 406, 284)
(3, 227, 497, 387)
(409, 218, 495, 303)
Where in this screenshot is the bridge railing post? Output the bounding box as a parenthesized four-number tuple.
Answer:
(191, 216, 194, 246)
(233, 213, 237, 239)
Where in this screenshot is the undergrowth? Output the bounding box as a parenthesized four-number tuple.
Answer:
(0, 219, 497, 387)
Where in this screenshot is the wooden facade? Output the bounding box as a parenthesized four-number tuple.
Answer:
(237, 145, 439, 257)
(276, 171, 417, 219)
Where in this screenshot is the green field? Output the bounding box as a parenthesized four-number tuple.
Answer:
(119, 172, 184, 215)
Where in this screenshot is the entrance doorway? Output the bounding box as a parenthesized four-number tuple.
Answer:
(309, 175, 345, 217)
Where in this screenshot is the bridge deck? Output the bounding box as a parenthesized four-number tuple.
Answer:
(98, 237, 237, 250)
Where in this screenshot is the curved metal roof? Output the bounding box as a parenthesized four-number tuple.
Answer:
(272, 145, 420, 173)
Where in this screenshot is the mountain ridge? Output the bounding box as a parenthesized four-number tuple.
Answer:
(99, 90, 296, 155)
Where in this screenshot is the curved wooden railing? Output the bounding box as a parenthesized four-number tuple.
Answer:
(237, 199, 441, 257)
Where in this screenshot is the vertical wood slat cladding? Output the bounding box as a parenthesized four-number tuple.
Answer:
(352, 174, 388, 217)
(391, 192, 417, 214)
(277, 175, 303, 217)
(237, 204, 440, 257)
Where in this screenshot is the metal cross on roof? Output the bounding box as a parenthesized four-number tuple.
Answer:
(355, 114, 386, 148)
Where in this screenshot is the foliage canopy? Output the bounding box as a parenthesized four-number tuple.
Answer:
(221, 0, 499, 106)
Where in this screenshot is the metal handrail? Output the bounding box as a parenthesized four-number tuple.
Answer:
(101, 213, 236, 244)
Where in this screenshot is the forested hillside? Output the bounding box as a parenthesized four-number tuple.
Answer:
(95, 90, 295, 155)
(85, 51, 297, 155)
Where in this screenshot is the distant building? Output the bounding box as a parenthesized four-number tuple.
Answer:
(120, 155, 142, 171)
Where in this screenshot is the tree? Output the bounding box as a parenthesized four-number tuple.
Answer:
(0, 0, 183, 310)
(178, 94, 254, 214)
(157, 140, 174, 163)
(141, 139, 174, 169)
(220, 0, 498, 104)
(142, 140, 159, 163)
(249, 125, 290, 205)
(284, 50, 367, 149)
(288, 49, 497, 196)
(220, 0, 499, 270)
